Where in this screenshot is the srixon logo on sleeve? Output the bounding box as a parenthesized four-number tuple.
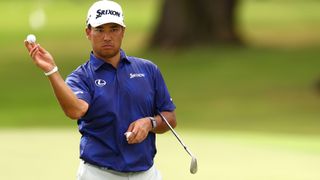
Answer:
(96, 9, 121, 19)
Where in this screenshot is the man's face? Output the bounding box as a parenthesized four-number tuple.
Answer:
(86, 23, 125, 59)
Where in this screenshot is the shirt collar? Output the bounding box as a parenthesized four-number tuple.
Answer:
(90, 49, 131, 71)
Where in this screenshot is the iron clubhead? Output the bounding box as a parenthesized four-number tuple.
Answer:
(190, 156, 198, 174)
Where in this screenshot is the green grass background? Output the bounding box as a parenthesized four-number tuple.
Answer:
(1, 129, 320, 180)
(1, 0, 320, 179)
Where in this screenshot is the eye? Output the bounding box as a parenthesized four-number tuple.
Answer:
(94, 28, 104, 33)
(111, 28, 119, 32)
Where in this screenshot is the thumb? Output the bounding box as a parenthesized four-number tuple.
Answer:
(38, 44, 47, 54)
(126, 122, 134, 133)
(24, 40, 36, 52)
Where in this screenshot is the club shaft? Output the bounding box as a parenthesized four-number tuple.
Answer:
(157, 111, 194, 157)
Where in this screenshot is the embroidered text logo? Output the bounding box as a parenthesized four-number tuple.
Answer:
(96, 9, 120, 19)
(130, 73, 145, 79)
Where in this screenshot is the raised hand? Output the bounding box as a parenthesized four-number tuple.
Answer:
(24, 40, 56, 73)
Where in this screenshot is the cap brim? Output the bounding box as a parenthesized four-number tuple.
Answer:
(89, 20, 125, 28)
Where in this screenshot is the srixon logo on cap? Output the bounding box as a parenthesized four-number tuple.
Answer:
(96, 9, 120, 19)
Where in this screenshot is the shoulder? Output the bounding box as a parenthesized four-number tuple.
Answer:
(127, 56, 158, 70)
(125, 56, 165, 82)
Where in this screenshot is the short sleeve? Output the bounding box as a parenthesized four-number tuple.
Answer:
(154, 66, 176, 112)
(65, 71, 92, 105)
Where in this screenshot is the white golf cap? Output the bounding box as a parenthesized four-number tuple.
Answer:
(86, 0, 125, 28)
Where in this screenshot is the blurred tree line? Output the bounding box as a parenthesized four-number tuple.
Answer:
(151, 0, 241, 48)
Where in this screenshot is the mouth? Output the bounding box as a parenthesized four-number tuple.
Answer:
(102, 44, 114, 49)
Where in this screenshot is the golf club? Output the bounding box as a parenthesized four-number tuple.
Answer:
(157, 110, 198, 174)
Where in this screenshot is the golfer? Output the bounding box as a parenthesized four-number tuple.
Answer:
(24, 0, 176, 179)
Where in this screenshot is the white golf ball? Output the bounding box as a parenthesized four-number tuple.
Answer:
(26, 34, 36, 43)
(124, 132, 132, 139)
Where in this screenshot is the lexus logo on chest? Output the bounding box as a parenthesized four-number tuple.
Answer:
(95, 79, 107, 87)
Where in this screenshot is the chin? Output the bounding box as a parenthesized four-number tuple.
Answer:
(101, 49, 119, 58)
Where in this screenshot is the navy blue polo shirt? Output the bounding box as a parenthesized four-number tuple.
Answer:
(65, 49, 176, 172)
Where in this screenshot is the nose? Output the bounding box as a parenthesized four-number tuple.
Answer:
(103, 31, 111, 41)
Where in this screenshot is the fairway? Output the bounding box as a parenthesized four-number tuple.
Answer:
(1, 129, 320, 180)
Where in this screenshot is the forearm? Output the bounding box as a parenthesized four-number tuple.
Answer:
(152, 111, 177, 134)
(24, 42, 88, 119)
(47, 72, 88, 119)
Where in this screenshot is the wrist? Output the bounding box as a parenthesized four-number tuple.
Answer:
(44, 66, 58, 76)
(149, 117, 157, 130)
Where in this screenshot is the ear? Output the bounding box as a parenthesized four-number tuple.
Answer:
(85, 27, 91, 40)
